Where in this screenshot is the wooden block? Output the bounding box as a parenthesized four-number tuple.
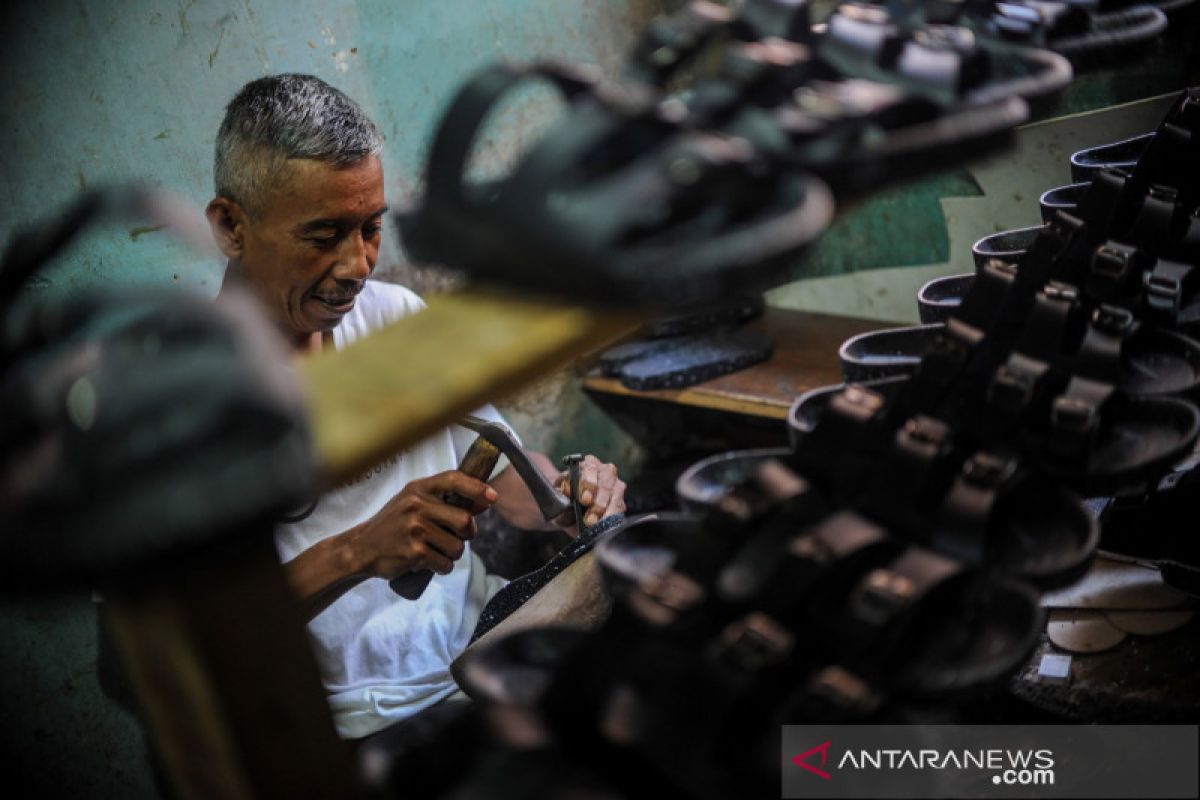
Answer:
(301, 290, 639, 484)
(1040, 556, 1189, 611)
(582, 308, 893, 420)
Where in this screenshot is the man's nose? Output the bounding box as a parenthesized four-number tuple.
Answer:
(333, 231, 372, 282)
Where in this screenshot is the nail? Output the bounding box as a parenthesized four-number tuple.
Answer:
(485, 488, 498, 502)
(585, 514, 598, 527)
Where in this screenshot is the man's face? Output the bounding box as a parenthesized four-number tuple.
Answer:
(220, 155, 387, 339)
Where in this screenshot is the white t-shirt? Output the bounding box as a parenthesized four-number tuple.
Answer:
(275, 280, 510, 738)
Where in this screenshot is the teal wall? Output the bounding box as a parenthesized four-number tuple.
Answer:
(2, 1, 1197, 794)
(0, 1, 665, 796)
(1, 0, 667, 300)
(773, 15, 1200, 300)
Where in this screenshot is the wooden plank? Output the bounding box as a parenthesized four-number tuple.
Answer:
(105, 532, 364, 799)
(302, 290, 640, 485)
(581, 308, 893, 420)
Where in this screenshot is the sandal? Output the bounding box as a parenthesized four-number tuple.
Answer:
(1039, 180, 1091, 222)
(1071, 131, 1153, 182)
(397, 62, 836, 307)
(972, 224, 1045, 269)
(811, 541, 1045, 694)
(867, 0, 1168, 64)
(1098, 449, 1200, 596)
(838, 323, 944, 380)
(918, 272, 975, 322)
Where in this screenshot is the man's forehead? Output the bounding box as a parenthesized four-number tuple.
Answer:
(260, 156, 385, 220)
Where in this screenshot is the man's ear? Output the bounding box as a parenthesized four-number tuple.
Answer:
(205, 197, 248, 260)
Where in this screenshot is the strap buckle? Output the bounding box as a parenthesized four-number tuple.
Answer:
(1092, 242, 1135, 281)
(831, 384, 884, 423)
(715, 612, 795, 670)
(852, 567, 916, 626)
(988, 356, 1044, 413)
(962, 451, 1018, 488)
(1091, 304, 1135, 336)
(1042, 281, 1078, 303)
(1051, 395, 1098, 434)
(1137, 257, 1185, 316)
(1148, 183, 1179, 203)
(896, 415, 950, 459)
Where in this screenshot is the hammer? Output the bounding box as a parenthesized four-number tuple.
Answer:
(389, 415, 578, 600)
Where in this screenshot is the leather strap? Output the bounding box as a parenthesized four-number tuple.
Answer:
(932, 451, 1020, 564)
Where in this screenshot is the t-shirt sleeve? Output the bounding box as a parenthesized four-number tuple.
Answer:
(450, 405, 521, 481)
(372, 282, 427, 326)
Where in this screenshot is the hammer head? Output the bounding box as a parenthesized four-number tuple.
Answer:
(460, 415, 572, 521)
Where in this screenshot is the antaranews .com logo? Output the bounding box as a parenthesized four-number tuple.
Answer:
(792, 739, 1056, 786)
(781, 725, 1198, 799)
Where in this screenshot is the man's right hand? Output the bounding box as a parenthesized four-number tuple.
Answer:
(352, 471, 498, 579)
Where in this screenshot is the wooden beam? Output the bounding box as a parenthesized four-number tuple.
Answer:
(105, 533, 364, 800)
(301, 290, 640, 485)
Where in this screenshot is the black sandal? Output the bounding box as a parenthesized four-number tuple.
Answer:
(1071, 131, 1153, 181)
(396, 62, 835, 307)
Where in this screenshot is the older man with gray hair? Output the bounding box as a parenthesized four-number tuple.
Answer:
(205, 73, 626, 738)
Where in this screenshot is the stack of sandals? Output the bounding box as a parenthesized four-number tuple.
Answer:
(839, 87, 1200, 595)
(370, 4, 1194, 799)
(396, 0, 1082, 306)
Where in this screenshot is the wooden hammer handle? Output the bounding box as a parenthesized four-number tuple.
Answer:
(389, 436, 501, 600)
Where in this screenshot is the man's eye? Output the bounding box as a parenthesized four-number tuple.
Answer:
(363, 222, 382, 237)
(307, 236, 338, 249)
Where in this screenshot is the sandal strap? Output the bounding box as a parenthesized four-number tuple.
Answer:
(1088, 240, 1151, 303)
(1143, 257, 1200, 326)
(1016, 280, 1079, 361)
(931, 450, 1020, 564)
(747, 510, 894, 618)
(859, 414, 958, 531)
(627, 1, 734, 85)
(1129, 183, 1189, 249)
(1073, 303, 1137, 384)
(792, 383, 889, 491)
(847, 546, 963, 629)
(1047, 375, 1117, 465)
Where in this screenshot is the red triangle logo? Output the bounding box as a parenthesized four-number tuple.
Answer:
(792, 740, 832, 780)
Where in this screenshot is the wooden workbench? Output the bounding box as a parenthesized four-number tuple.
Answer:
(581, 307, 893, 421)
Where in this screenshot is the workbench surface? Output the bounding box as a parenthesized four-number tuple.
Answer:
(581, 307, 895, 420)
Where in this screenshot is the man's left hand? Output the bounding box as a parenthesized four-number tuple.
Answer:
(554, 455, 625, 533)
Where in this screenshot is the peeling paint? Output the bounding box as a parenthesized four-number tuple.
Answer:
(208, 24, 226, 68)
(128, 223, 168, 241)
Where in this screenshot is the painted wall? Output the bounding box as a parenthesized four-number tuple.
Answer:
(1, 1, 1195, 794)
(0, 1, 665, 796)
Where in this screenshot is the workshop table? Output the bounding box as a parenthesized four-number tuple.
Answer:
(581, 307, 895, 456)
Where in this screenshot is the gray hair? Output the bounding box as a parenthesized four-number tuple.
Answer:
(214, 73, 383, 215)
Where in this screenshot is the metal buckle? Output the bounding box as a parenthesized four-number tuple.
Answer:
(806, 666, 879, 713)
(716, 612, 795, 669)
(852, 568, 915, 626)
(839, 3, 892, 24)
(1051, 395, 1098, 433)
(896, 415, 950, 460)
(1092, 243, 1133, 281)
(913, 24, 975, 52)
(988, 361, 1037, 412)
(982, 258, 1018, 280)
(831, 384, 884, 423)
(962, 451, 1018, 488)
(1042, 281, 1078, 303)
(1148, 184, 1179, 203)
(1091, 304, 1135, 335)
(1144, 270, 1183, 301)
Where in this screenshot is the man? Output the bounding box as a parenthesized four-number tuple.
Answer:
(205, 73, 626, 738)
